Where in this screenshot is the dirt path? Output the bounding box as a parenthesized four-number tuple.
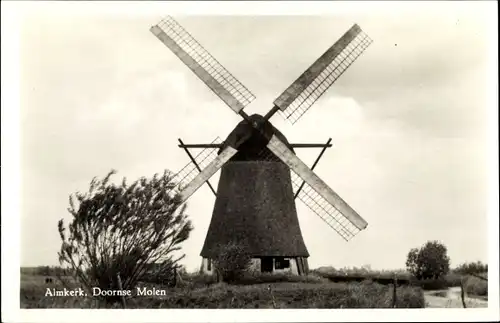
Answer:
(424, 287, 488, 308)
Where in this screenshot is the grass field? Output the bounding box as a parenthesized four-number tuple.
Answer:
(313, 267, 488, 297)
(20, 271, 425, 309)
(21, 267, 487, 309)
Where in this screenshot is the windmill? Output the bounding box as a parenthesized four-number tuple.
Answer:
(150, 16, 373, 275)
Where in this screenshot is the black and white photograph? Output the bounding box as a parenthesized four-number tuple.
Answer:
(1, 1, 499, 322)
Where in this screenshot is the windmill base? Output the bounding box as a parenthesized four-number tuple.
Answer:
(200, 257, 309, 276)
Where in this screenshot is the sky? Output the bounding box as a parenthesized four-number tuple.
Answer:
(17, 2, 497, 272)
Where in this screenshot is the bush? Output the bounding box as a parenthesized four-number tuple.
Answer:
(406, 241, 450, 280)
(411, 278, 448, 291)
(57, 170, 193, 305)
(140, 262, 179, 287)
(212, 242, 251, 283)
(443, 272, 463, 287)
(465, 276, 488, 297)
(410, 271, 487, 292)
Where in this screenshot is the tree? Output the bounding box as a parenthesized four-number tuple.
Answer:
(57, 170, 193, 304)
(212, 241, 252, 283)
(454, 261, 488, 275)
(405, 240, 450, 280)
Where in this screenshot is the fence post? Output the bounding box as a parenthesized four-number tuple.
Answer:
(116, 272, 127, 309)
(391, 275, 398, 308)
(460, 278, 467, 308)
(268, 284, 277, 309)
(177, 268, 184, 285)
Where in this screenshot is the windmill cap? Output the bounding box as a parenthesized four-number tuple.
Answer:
(218, 114, 295, 161)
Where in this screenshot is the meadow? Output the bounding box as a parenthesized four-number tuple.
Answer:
(21, 270, 424, 309)
(20, 266, 487, 309)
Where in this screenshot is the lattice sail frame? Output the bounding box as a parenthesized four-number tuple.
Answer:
(169, 137, 224, 194)
(151, 16, 256, 114)
(290, 172, 361, 241)
(255, 145, 363, 241)
(274, 24, 373, 124)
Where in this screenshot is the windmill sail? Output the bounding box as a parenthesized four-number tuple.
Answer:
(170, 137, 223, 194)
(266, 134, 368, 241)
(179, 145, 238, 203)
(290, 172, 362, 241)
(274, 24, 373, 124)
(151, 16, 256, 114)
(169, 137, 237, 204)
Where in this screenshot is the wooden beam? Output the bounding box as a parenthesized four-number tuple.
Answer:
(178, 139, 217, 197)
(178, 143, 223, 148)
(291, 143, 333, 148)
(294, 138, 332, 199)
(263, 105, 280, 121)
(177, 142, 333, 149)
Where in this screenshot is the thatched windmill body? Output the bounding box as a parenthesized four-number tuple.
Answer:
(150, 17, 373, 275)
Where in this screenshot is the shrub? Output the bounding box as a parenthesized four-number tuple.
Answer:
(411, 277, 448, 291)
(57, 170, 193, 305)
(212, 241, 251, 283)
(140, 261, 180, 287)
(406, 241, 450, 280)
(443, 272, 463, 287)
(465, 276, 488, 296)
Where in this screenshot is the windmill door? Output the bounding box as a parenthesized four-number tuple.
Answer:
(260, 257, 273, 273)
